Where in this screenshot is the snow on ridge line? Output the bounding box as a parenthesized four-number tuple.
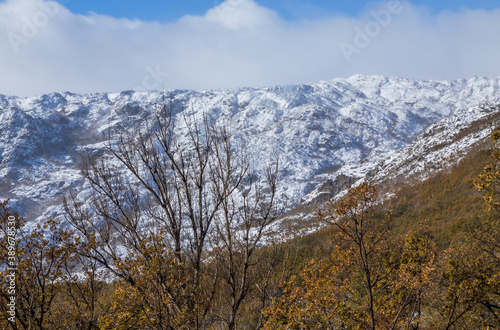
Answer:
(0, 75, 500, 223)
(300, 103, 500, 207)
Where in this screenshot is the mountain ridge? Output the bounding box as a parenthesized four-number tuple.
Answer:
(1, 75, 500, 223)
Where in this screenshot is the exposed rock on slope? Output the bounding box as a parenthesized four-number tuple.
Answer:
(1, 75, 499, 222)
(302, 103, 500, 207)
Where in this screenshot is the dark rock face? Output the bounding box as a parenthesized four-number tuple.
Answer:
(306, 174, 359, 206)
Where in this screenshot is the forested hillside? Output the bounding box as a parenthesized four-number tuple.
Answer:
(1, 118, 499, 329)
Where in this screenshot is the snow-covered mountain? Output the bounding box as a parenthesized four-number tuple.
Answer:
(301, 102, 500, 208)
(1, 75, 500, 223)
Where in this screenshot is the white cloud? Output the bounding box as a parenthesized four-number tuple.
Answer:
(202, 0, 280, 29)
(0, 0, 500, 96)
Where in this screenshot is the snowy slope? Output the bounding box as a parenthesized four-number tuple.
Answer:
(1, 75, 500, 222)
(302, 103, 500, 207)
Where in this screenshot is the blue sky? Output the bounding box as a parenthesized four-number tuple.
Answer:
(1, 0, 500, 96)
(61, 0, 499, 21)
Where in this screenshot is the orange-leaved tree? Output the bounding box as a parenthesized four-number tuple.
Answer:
(264, 182, 436, 329)
(0, 201, 75, 329)
(430, 127, 500, 329)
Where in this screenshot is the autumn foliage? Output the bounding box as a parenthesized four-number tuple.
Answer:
(263, 183, 436, 329)
(1, 116, 500, 328)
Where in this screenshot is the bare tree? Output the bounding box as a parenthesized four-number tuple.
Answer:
(64, 100, 282, 328)
(212, 158, 281, 329)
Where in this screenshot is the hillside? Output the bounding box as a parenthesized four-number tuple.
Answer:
(1, 75, 500, 223)
(2, 77, 500, 329)
(261, 102, 500, 234)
